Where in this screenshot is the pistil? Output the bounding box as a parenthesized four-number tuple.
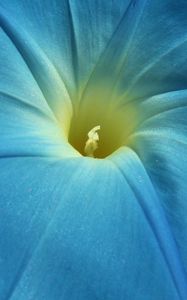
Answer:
(84, 125, 101, 158)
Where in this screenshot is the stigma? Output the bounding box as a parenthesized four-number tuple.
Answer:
(84, 125, 101, 157)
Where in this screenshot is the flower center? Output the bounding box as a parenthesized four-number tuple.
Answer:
(68, 89, 137, 159)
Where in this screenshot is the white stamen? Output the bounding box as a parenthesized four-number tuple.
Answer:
(84, 125, 101, 157)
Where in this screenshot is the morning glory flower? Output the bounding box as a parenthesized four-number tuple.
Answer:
(0, 0, 187, 299)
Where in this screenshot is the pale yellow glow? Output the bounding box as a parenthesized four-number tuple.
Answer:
(68, 84, 138, 158)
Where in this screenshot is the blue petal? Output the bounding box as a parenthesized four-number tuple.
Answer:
(0, 26, 75, 157)
(0, 0, 131, 97)
(0, 12, 72, 122)
(0, 157, 185, 299)
(111, 147, 187, 299)
(128, 91, 187, 275)
(79, 0, 187, 107)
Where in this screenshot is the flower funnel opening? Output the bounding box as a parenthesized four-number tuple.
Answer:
(68, 86, 137, 158)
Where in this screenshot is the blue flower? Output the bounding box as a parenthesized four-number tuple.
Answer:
(0, 1, 187, 299)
